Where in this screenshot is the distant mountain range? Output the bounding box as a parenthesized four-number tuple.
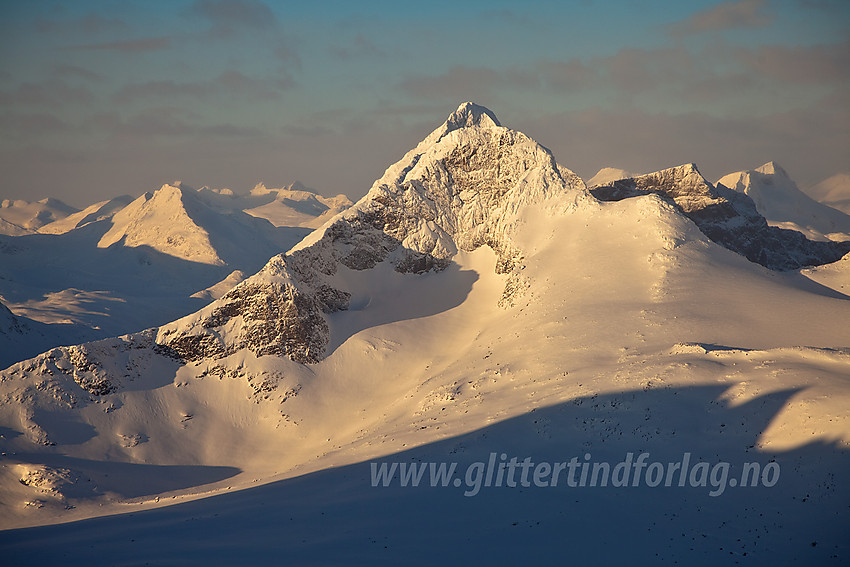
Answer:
(0, 181, 350, 368)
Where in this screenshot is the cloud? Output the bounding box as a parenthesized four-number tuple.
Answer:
(0, 112, 71, 138)
(187, 0, 276, 38)
(329, 35, 385, 60)
(275, 42, 301, 69)
(0, 80, 95, 106)
(669, 0, 773, 36)
(95, 107, 263, 140)
(113, 81, 207, 103)
(797, 0, 850, 13)
(534, 59, 596, 91)
(34, 13, 127, 35)
(69, 36, 172, 53)
(113, 71, 293, 103)
(51, 64, 102, 81)
(481, 9, 540, 29)
(398, 36, 847, 119)
(517, 101, 848, 188)
(735, 40, 850, 84)
(399, 65, 536, 100)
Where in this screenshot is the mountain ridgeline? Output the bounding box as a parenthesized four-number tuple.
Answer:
(4, 103, 850, 392)
(589, 164, 850, 271)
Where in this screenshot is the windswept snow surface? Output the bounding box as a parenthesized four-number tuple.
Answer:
(1, 103, 849, 565)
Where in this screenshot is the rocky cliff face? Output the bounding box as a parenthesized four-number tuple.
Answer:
(590, 164, 850, 270)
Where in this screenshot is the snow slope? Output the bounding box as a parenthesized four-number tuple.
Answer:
(0, 103, 848, 565)
(37, 195, 133, 235)
(0, 218, 31, 236)
(0, 198, 78, 235)
(0, 301, 83, 370)
(717, 162, 850, 241)
(806, 173, 850, 216)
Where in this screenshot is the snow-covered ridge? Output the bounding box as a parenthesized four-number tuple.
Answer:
(38, 195, 134, 235)
(591, 163, 850, 270)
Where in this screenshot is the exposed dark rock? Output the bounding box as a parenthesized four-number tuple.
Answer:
(590, 164, 850, 271)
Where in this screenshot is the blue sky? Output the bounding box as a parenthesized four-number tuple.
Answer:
(1, 0, 848, 206)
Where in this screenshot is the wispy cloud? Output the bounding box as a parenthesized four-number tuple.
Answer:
(0, 80, 95, 106)
(329, 35, 385, 61)
(94, 107, 263, 139)
(113, 71, 293, 103)
(734, 40, 850, 84)
(397, 36, 847, 116)
(0, 112, 71, 138)
(51, 64, 102, 81)
(519, 99, 850, 187)
(69, 36, 172, 53)
(399, 65, 536, 100)
(187, 0, 276, 38)
(34, 13, 127, 35)
(669, 0, 773, 36)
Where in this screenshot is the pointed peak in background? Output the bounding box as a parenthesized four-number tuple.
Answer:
(587, 167, 638, 188)
(755, 161, 789, 178)
(675, 163, 702, 176)
(250, 182, 275, 196)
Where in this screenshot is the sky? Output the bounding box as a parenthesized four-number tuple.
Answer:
(0, 0, 848, 207)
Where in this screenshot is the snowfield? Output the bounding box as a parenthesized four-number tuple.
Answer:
(1, 103, 848, 565)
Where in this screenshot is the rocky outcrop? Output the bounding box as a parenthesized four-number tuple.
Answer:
(590, 164, 850, 270)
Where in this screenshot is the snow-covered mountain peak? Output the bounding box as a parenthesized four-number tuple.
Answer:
(755, 161, 789, 178)
(93, 181, 301, 269)
(445, 101, 501, 131)
(592, 163, 850, 270)
(412, 102, 505, 151)
(717, 163, 850, 241)
(97, 183, 224, 265)
(159, 102, 588, 363)
(587, 167, 638, 187)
